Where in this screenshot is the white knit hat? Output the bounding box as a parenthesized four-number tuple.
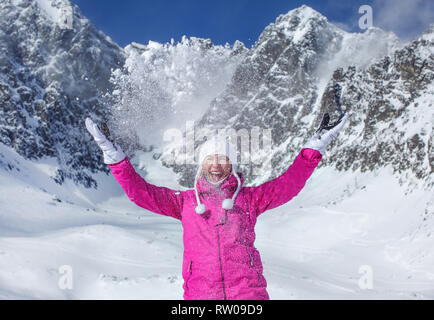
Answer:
(194, 136, 241, 214)
(197, 135, 238, 171)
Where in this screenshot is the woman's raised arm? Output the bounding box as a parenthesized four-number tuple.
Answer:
(85, 118, 184, 220)
(247, 112, 349, 217)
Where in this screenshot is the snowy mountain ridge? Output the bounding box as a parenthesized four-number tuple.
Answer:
(1, 0, 433, 300)
(2, 1, 429, 192)
(160, 5, 412, 187)
(0, 0, 125, 188)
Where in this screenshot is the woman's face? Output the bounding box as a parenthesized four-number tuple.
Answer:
(202, 154, 232, 184)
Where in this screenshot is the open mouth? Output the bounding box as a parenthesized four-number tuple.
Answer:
(208, 170, 224, 181)
(210, 170, 223, 176)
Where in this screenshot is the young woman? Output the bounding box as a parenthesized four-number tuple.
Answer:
(85, 113, 348, 300)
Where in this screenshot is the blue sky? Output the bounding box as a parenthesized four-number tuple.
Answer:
(70, 0, 433, 48)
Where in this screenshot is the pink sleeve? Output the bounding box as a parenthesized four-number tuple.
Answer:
(246, 148, 322, 217)
(108, 157, 184, 220)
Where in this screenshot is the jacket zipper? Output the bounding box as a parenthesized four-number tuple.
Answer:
(187, 260, 192, 272)
(186, 261, 192, 289)
(215, 187, 228, 300)
(216, 224, 227, 300)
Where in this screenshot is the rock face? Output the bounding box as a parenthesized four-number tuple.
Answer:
(165, 5, 423, 188)
(320, 31, 433, 189)
(0, 0, 125, 187)
(0, 1, 432, 194)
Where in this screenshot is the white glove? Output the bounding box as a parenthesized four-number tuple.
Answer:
(304, 112, 349, 155)
(85, 117, 126, 164)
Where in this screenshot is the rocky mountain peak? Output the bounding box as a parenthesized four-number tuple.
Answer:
(0, 0, 125, 187)
(418, 23, 434, 41)
(162, 6, 428, 190)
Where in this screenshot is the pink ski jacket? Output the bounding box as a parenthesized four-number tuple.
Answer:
(108, 148, 322, 300)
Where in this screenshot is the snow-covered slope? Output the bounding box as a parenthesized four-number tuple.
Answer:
(0, 2, 433, 299)
(1, 141, 433, 299)
(0, 142, 185, 299)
